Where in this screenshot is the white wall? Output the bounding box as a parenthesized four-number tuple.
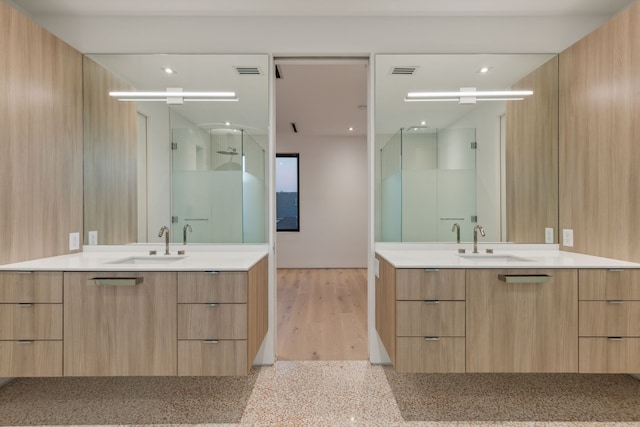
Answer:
(276, 134, 368, 268)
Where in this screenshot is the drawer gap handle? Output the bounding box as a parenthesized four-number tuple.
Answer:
(424, 300, 440, 304)
(18, 340, 33, 344)
(608, 337, 624, 341)
(204, 339, 220, 344)
(608, 269, 624, 272)
(424, 337, 440, 341)
(18, 303, 33, 307)
(498, 274, 551, 283)
(205, 271, 219, 275)
(607, 300, 625, 304)
(424, 268, 440, 272)
(88, 277, 143, 286)
(205, 303, 219, 307)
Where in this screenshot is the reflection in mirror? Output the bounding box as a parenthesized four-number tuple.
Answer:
(83, 54, 269, 245)
(375, 54, 558, 243)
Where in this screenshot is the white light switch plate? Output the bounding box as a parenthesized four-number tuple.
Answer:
(88, 230, 98, 245)
(545, 227, 554, 244)
(562, 228, 574, 247)
(69, 232, 80, 250)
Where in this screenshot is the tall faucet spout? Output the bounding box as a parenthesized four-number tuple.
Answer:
(473, 225, 485, 254)
(451, 223, 461, 244)
(183, 224, 192, 245)
(158, 226, 170, 255)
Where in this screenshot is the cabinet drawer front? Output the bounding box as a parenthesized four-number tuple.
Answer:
(579, 301, 640, 337)
(0, 304, 62, 340)
(178, 340, 248, 376)
(396, 301, 465, 337)
(396, 337, 465, 373)
(579, 269, 640, 300)
(0, 272, 62, 303)
(178, 304, 247, 339)
(396, 269, 465, 300)
(178, 272, 247, 303)
(0, 341, 62, 377)
(579, 338, 640, 373)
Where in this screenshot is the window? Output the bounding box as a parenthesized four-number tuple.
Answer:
(276, 154, 299, 231)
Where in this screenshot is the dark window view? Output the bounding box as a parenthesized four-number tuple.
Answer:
(276, 154, 299, 231)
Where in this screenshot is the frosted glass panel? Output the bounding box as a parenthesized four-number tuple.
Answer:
(379, 127, 476, 242)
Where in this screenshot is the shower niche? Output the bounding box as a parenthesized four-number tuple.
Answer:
(380, 127, 476, 242)
(171, 122, 266, 244)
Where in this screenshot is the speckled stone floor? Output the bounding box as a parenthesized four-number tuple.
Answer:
(0, 361, 639, 426)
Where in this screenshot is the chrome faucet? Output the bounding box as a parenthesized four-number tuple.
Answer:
(183, 224, 192, 245)
(473, 225, 485, 254)
(451, 223, 461, 244)
(158, 226, 170, 255)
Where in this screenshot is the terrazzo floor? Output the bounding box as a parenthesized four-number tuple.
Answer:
(0, 361, 639, 426)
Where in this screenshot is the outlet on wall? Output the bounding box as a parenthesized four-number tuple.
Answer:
(69, 232, 80, 251)
(88, 230, 98, 245)
(562, 228, 574, 247)
(545, 227, 554, 244)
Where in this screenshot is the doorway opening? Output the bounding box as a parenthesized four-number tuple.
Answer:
(274, 58, 369, 361)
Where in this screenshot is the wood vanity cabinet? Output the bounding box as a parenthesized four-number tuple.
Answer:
(177, 256, 268, 376)
(375, 255, 466, 373)
(63, 271, 178, 376)
(578, 269, 640, 373)
(0, 272, 63, 377)
(466, 269, 578, 373)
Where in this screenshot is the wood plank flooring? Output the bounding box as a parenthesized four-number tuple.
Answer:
(277, 269, 368, 361)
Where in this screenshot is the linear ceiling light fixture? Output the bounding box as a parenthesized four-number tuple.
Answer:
(109, 88, 238, 104)
(405, 87, 533, 104)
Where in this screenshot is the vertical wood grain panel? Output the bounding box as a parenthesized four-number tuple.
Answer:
(247, 256, 268, 370)
(559, 2, 640, 262)
(0, 2, 83, 264)
(375, 255, 396, 365)
(83, 57, 138, 245)
(506, 56, 559, 243)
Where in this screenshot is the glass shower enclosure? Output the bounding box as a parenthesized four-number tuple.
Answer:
(380, 127, 477, 242)
(171, 126, 266, 243)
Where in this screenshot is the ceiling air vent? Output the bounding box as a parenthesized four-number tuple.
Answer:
(390, 66, 418, 75)
(234, 66, 262, 75)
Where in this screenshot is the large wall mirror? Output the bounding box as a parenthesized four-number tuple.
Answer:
(375, 54, 558, 243)
(83, 54, 269, 245)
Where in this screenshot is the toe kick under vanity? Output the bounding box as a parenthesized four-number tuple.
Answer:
(0, 246, 268, 377)
(375, 244, 640, 374)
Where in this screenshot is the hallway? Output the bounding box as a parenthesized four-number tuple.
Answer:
(277, 268, 368, 361)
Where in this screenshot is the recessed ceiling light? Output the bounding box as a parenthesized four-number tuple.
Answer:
(420, 121, 427, 125)
(163, 67, 176, 75)
(225, 121, 231, 126)
(478, 66, 491, 74)
(348, 127, 354, 131)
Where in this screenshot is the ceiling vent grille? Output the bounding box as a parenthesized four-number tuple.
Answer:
(391, 66, 418, 75)
(234, 66, 261, 75)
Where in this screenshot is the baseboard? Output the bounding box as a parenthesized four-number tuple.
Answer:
(0, 377, 15, 388)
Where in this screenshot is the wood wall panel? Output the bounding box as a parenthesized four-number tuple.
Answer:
(83, 57, 138, 245)
(506, 56, 559, 243)
(0, 2, 83, 264)
(559, 2, 640, 262)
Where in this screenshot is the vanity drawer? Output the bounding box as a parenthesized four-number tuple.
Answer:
(178, 272, 247, 303)
(579, 269, 640, 300)
(0, 340, 62, 377)
(178, 340, 248, 376)
(396, 337, 465, 373)
(396, 269, 465, 301)
(0, 272, 62, 303)
(178, 303, 247, 339)
(579, 301, 640, 337)
(0, 304, 62, 340)
(396, 301, 465, 337)
(579, 337, 640, 373)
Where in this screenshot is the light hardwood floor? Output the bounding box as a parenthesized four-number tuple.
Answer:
(277, 269, 368, 361)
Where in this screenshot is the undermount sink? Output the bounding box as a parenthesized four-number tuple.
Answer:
(107, 256, 187, 265)
(458, 254, 532, 263)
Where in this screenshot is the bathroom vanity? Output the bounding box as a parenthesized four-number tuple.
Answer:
(375, 244, 640, 374)
(0, 246, 268, 377)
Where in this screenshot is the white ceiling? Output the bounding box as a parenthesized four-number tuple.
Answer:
(7, 0, 635, 16)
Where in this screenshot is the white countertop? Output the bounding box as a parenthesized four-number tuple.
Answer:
(375, 243, 640, 269)
(0, 244, 269, 272)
